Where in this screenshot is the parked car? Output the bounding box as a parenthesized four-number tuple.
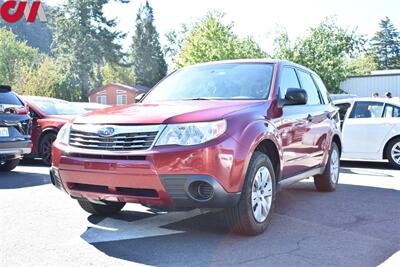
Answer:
(50, 59, 341, 235)
(21, 96, 87, 166)
(333, 97, 400, 168)
(0, 86, 32, 171)
(330, 93, 357, 101)
(71, 102, 110, 112)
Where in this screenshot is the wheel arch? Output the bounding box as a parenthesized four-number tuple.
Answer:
(254, 139, 281, 184)
(383, 135, 400, 159)
(38, 128, 58, 150)
(332, 134, 342, 156)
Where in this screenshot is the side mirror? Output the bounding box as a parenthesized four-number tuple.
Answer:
(284, 88, 308, 106)
(135, 93, 145, 103)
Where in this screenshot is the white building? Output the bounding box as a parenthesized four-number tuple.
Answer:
(340, 70, 400, 97)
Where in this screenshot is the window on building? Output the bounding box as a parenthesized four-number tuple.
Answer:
(296, 70, 321, 105)
(117, 94, 127, 105)
(96, 95, 107, 105)
(349, 101, 384, 119)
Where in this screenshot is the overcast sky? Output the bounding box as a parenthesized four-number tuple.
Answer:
(45, 0, 400, 52)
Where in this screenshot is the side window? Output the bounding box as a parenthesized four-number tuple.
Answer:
(349, 102, 384, 119)
(312, 74, 330, 104)
(335, 103, 351, 121)
(279, 67, 300, 98)
(384, 105, 400, 118)
(297, 70, 321, 105)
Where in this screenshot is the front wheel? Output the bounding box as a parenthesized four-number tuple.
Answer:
(386, 138, 400, 169)
(0, 159, 20, 172)
(224, 152, 276, 235)
(39, 132, 57, 166)
(78, 199, 125, 216)
(314, 142, 340, 192)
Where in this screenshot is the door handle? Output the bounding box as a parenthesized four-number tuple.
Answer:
(307, 114, 313, 122)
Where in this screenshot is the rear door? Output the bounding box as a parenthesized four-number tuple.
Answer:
(296, 70, 331, 168)
(342, 101, 393, 157)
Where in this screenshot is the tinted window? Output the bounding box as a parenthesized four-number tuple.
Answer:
(349, 102, 384, 119)
(297, 70, 321, 105)
(0, 92, 23, 106)
(384, 105, 400, 118)
(279, 67, 300, 98)
(312, 74, 330, 104)
(143, 63, 274, 102)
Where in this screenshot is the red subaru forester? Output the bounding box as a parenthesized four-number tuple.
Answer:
(51, 59, 341, 235)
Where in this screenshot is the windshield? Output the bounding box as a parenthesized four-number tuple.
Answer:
(143, 63, 274, 102)
(32, 100, 87, 116)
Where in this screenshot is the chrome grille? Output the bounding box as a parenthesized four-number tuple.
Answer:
(69, 124, 163, 151)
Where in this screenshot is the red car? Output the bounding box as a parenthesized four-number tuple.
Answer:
(22, 96, 86, 165)
(51, 59, 341, 235)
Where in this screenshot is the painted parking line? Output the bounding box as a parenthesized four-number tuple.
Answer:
(81, 209, 205, 243)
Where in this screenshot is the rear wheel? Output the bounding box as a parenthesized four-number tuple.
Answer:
(39, 132, 57, 166)
(78, 199, 125, 216)
(314, 142, 340, 192)
(224, 152, 276, 235)
(0, 159, 20, 172)
(386, 138, 400, 169)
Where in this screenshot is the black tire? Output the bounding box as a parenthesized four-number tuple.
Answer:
(224, 152, 276, 236)
(0, 159, 20, 172)
(314, 142, 340, 192)
(385, 137, 400, 169)
(78, 199, 125, 216)
(39, 132, 57, 166)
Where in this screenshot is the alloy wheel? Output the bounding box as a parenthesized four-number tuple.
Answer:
(251, 166, 273, 223)
(330, 149, 340, 184)
(390, 142, 400, 165)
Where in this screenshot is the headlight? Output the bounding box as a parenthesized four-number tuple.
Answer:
(57, 123, 71, 145)
(156, 120, 227, 146)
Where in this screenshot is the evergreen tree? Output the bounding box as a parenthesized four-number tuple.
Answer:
(52, 0, 129, 101)
(371, 17, 400, 69)
(131, 1, 167, 88)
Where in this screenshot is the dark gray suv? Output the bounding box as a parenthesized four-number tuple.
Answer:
(0, 85, 32, 171)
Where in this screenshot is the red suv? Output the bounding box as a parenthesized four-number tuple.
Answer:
(51, 60, 341, 235)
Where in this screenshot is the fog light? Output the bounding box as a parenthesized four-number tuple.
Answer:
(188, 181, 214, 201)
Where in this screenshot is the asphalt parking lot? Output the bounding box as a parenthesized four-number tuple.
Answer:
(1, 160, 399, 267)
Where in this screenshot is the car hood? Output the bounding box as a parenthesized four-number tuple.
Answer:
(72, 100, 266, 124)
(45, 115, 76, 121)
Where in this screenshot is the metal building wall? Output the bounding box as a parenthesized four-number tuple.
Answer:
(340, 74, 400, 97)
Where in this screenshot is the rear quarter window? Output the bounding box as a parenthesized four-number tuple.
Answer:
(0, 92, 23, 106)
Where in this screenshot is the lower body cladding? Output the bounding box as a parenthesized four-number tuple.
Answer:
(0, 140, 31, 160)
(50, 158, 241, 209)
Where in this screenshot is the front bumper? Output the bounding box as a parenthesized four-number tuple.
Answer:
(51, 135, 245, 208)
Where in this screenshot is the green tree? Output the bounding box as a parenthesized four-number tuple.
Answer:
(0, 0, 53, 54)
(14, 56, 63, 97)
(101, 63, 136, 85)
(371, 17, 400, 69)
(131, 1, 167, 88)
(174, 12, 267, 68)
(273, 18, 363, 93)
(346, 53, 379, 76)
(0, 29, 39, 85)
(52, 0, 129, 101)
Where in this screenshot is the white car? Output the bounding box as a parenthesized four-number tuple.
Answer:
(333, 97, 400, 168)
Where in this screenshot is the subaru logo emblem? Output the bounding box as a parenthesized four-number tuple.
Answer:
(98, 127, 115, 137)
